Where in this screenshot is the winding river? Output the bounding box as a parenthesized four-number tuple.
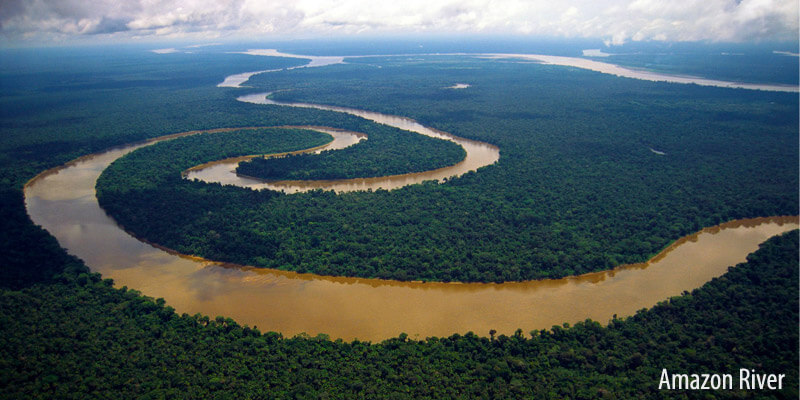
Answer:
(185, 93, 499, 193)
(24, 125, 798, 341)
(183, 125, 367, 188)
(23, 51, 799, 341)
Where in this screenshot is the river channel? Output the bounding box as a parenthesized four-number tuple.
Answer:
(185, 93, 500, 193)
(24, 124, 798, 340)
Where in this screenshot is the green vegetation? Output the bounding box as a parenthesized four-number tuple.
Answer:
(1, 46, 797, 398)
(97, 57, 797, 282)
(0, 49, 302, 187)
(98, 127, 333, 194)
(1, 229, 796, 398)
(235, 125, 465, 180)
(0, 50, 301, 289)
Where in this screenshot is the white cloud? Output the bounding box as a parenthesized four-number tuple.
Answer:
(151, 47, 178, 53)
(1, 0, 797, 44)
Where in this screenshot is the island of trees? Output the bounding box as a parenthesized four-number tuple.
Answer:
(235, 123, 465, 180)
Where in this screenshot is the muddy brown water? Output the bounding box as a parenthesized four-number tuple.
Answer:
(23, 118, 798, 342)
(183, 93, 500, 193)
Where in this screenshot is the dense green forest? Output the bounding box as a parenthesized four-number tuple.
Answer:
(235, 121, 465, 180)
(96, 56, 797, 282)
(99, 127, 334, 195)
(1, 46, 797, 398)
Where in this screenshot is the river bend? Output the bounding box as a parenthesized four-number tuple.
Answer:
(185, 93, 499, 193)
(22, 52, 799, 341)
(24, 127, 798, 341)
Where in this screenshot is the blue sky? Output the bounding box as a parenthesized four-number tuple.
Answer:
(1, 0, 798, 46)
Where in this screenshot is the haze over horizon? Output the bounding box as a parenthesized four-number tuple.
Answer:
(1, 0, 798, 47)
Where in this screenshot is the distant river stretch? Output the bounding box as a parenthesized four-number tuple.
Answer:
(23, 51, 799, 341)
(219, 49, 799, 92)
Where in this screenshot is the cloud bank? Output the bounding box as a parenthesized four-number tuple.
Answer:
(1, 0, 797, 44)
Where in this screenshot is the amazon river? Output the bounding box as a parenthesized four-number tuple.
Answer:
(185, 93, 500, 193)
(23, 97, 798, 341)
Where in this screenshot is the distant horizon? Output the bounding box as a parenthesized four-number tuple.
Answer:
(2, 36, 797, 89)
(2, 0, 797, 47)
(2, 34, 798, 54)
